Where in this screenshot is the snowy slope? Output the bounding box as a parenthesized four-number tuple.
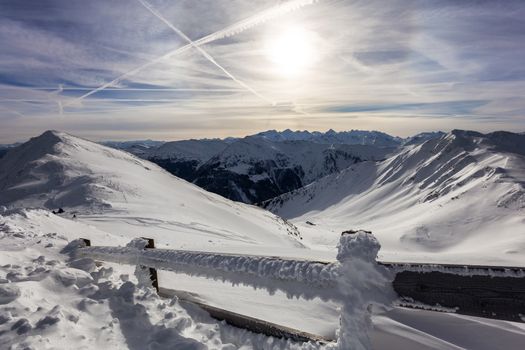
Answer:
(0, 130, 303, 251)
(265, 130, 525, 266)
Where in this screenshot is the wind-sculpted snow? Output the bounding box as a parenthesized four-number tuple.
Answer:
(335, 232, 394, 350)
(78, 245, 341, 300)
(76, 230, 394, 350)
(0, 220, 331, 350)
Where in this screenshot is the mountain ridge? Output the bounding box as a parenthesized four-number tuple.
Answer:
(263, 129, 525, 265)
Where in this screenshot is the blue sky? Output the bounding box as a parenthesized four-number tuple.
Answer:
(1, 0, 524, 142)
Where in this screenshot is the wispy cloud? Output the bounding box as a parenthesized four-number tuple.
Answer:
(1, 0, 524, 142)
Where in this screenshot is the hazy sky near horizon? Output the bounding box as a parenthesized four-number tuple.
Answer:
(1, 0, 525, 142)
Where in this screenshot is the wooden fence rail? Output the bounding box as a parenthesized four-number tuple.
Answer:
(383, 262, 525, 323)
(77, 232, 525, 346)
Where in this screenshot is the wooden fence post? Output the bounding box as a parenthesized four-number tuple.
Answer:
(141, 237, 159, 293)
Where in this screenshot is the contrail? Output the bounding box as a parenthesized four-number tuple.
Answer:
(63, 0, 318, 108)
(0, 105, 25, 118)
(137, 0, 274, 105)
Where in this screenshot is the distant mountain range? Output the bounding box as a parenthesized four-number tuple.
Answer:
(104, 129, 444, 203)
(254, 129, 404, 147)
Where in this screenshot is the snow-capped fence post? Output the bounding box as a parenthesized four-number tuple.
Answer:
(125, 237, 160, 292)
(141, 237, 159, 293)
(335, 230, 394, 350)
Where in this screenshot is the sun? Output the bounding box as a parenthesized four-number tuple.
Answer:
(265, 26, 319, 77)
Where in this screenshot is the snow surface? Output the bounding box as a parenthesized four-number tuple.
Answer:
(1, 215, 525, 349)
(0, 215, 326, 350)
(265, 130, 525, 266)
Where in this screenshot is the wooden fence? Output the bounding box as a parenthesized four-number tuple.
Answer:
(77, 233, 525, 345)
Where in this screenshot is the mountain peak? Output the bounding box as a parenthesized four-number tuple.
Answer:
(449, 129, 483, 138)
(251, 129, 402, 147)
(33, 129, 64, 142)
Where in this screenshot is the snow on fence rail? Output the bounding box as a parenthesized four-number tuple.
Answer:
(74, 230, 525, 347)
(76, 230, 394, 350)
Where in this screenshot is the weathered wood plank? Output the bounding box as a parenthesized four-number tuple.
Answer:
(392, 270, 525, 322)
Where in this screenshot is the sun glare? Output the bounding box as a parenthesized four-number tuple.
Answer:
(265, 26, 318, 77)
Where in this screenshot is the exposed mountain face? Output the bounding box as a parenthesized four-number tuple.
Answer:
(263, 130, 525, 265)
(0, 143, 19, 159)
(0, 130, 303, 249)
(254, 129, 404, 147)
(193, 136, 394, 203)
(147, 139, 231, 181)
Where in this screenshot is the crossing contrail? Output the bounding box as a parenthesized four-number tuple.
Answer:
(63, 0, 318, 108)
(137, 0, 274, 105)
(0, 105, 25, 118)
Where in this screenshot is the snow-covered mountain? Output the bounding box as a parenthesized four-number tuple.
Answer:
(264, 130, 525, 266)
(193, 136, 395, 203)
(118, 135, 396, 204)
(402, 131, 446, 146)
(0, 130, 303, 250)
(100, 129, 444, 205)
(254, 129, 403, 147)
